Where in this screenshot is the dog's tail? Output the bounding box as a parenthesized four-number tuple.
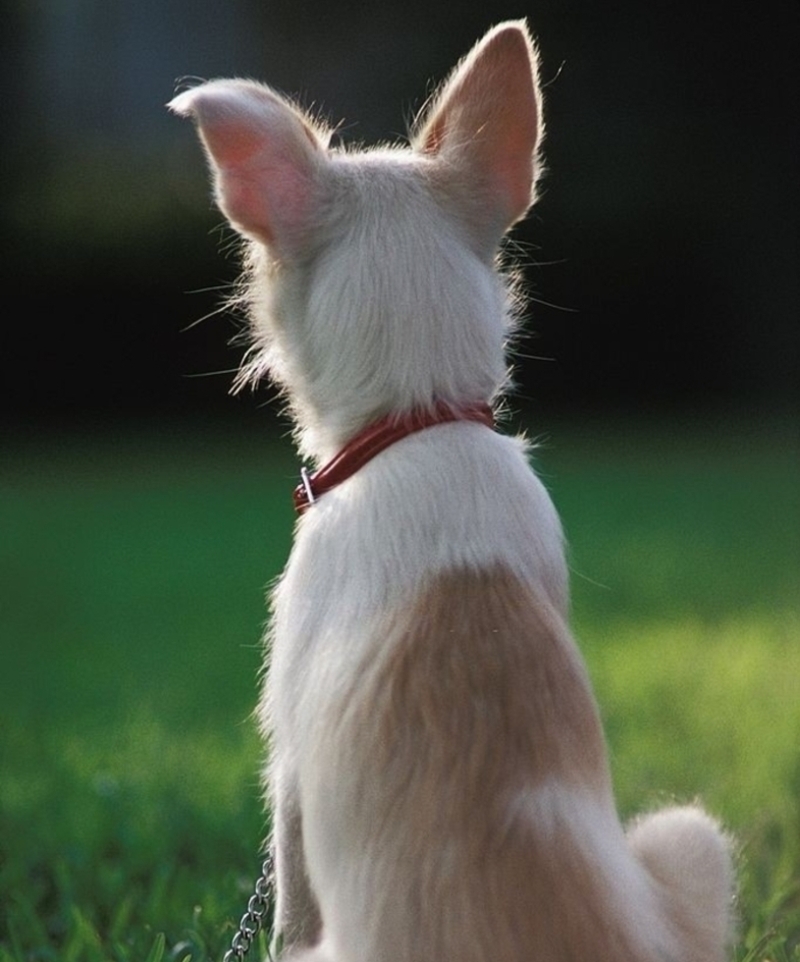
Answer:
(627, 805, 735, 962)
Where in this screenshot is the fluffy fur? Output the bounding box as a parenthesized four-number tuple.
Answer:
(170, 20, 734, 961)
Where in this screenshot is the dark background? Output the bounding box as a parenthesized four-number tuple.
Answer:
(2, 0, 797, 435)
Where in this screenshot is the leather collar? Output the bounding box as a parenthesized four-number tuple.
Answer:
(293, 401, 494, 514)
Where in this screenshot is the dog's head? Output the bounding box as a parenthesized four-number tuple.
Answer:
(170, 22, 543, 460)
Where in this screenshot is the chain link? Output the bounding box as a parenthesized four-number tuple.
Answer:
(223, 848, 276, 962)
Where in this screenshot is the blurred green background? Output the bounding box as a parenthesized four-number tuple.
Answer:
(1, 418, 798, 959)
(1, 0, 798, 959)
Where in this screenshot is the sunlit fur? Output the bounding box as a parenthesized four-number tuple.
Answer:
(170, 20, 734, 962)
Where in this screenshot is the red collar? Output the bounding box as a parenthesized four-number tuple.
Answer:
(293, 401, 494, 514)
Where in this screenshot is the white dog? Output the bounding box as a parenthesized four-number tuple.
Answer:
(170, 20, 733, 962)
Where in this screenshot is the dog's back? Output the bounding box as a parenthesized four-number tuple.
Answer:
(270, 423, 728, 962)
(171, 20, 733, 962)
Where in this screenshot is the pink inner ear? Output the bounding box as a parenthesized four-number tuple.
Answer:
(205, 119, 268, 169)
(178, 81, 324, 249)
(416, 23, 541, 230)
(483, 90, 539, 224)
(217, 159, 312, 248)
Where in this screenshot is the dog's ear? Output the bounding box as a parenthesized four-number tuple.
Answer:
(169, 81, 327, 252)
(413, 21, 543, 243)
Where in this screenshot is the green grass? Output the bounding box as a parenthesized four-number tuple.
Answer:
(1, 414, 798, 960)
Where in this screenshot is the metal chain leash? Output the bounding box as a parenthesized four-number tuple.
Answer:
(223, 848, 276, 962)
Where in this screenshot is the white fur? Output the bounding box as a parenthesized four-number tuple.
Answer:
(171, 19, 734, 961)
(234, 150, 516, 463)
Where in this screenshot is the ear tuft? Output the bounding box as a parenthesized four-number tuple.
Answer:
(169, 80, 328, 250)
(413, 20, 543, 240)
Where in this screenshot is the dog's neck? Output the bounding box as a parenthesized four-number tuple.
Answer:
(293, 401, 494, 514)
